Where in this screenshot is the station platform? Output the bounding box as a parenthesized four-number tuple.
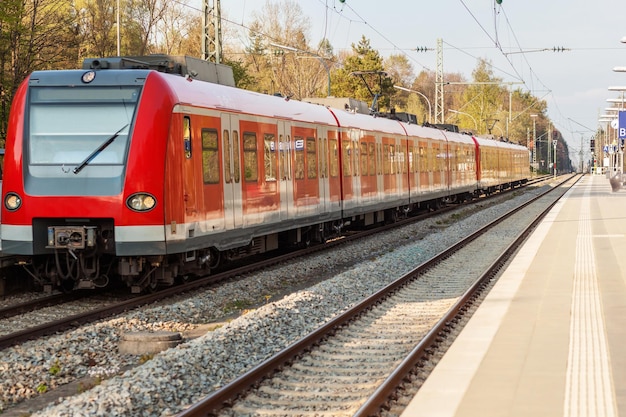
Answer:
(402, 174, 626, 417)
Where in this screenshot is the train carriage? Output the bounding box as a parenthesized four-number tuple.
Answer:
(0, 55, 530, 293)
(474, 136, 529, 194)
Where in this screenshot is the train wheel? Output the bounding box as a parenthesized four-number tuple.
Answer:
(59, 277, 75, 293)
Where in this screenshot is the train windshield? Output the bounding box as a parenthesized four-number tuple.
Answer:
(25, 85, 140, 195)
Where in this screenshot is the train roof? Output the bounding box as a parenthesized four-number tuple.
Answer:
(472, 135, 528, 151)
(156, 71, 340, 126)
(327, 108, 408, 135)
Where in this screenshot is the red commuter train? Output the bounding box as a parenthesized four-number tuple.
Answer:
(0, 56, 529, 292)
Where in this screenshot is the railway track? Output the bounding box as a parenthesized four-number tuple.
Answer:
(0, 177, 547, 352)
(176, 174, 579, 417)
(0, 176, 562, 416)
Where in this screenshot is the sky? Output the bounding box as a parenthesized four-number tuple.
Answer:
(203, 0, 626, 165)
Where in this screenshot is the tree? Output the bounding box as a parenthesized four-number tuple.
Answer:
(240, 0, 330, 99)
(75, 0, 118, 58)
(385, 54, 414, 88)
(0, 0, 78, 140)
(331, 35, 393, 111)
(460, 59, 503, 135)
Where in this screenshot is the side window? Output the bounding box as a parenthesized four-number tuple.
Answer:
(319, 137, 327, 178)
(360, 141, 368, 176)
(223, 129, 231, 183)
(264, 133, 277, 181)
(183, 116, 191, 159)
(279, 134, 290, 180)
(243, 132, 258, 182)
(201, 128, 219, 184)
(342, 139, 352, 177)
(294, 136, 305, 180)
(233, 130, 241, 183)
(306, 137, 317, 179)
(383, 144, 390, 175)
(329, 138, 339, 178)
(368, 142, 376, 175)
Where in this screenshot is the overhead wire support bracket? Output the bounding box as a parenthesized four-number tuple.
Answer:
(503, 47, 570, 56)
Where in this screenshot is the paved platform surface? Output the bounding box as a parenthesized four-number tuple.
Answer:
(402, 174, 626, 417)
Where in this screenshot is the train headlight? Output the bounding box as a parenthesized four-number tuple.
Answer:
(126, 193, 156, 212)
(4, 193, 22, 211)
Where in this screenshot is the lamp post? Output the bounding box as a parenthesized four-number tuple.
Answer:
(269, 42, 331, 97)
(448, 109, 478, 131)
(393, 85, 432, 123)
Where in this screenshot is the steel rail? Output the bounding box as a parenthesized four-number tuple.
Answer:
(176, 174, 579, 417)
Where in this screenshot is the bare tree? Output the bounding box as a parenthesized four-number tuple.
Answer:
(244, 0, 331, 99)
(0, 0, 77, 139)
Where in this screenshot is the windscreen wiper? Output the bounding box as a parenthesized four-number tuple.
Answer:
(73, 124, 129, 174)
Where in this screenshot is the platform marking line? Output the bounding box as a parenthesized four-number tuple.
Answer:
(564, 187, 616, 417)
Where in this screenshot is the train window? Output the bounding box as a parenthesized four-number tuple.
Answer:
(400, 147, 407, 174)
(368, 142, 376, 175)
(306, 137, 317, 179)
(294, 136, 305, 180)
(437, 144, 446, 171)
(383, 144, 390, 175)
(264, 133, 277, 182)
(360, 142, 368, 176)
(243, 132, 258, 182)
(223, 129, 231, 184)
(279, 134, 290, 180)
(27, 86, 138, 190)
(201, 129, 219, 184)
(451, 146, 458, 172)
(233, 130, 241, 183)
(341, 140, 352, 177)
(319, 137, 327, 179)
(183, 116, 192, 159)
(329, 138, 338, 178)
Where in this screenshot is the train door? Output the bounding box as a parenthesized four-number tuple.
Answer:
(317, 127, 329, 213)
(340, 128, 354, 202)
(350, 128, 361, 207)
(221, 113, 243, 230)
(400, 138, 410, 195)
(327, 129, 341, 207)
(292, 125, 320, 212)
(182, 116, 197, 218)
(278, 121, 293, 220)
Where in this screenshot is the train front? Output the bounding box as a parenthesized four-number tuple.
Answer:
(1, 68, 169, 292)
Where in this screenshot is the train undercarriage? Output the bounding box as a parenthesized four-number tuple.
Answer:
(18, 187, 517, 293)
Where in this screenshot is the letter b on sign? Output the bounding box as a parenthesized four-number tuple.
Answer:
(620, 128, 626, 138)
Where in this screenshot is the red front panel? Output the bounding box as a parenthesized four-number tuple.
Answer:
(2, 78, 29, 226)
(2, 73, 174, 229)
